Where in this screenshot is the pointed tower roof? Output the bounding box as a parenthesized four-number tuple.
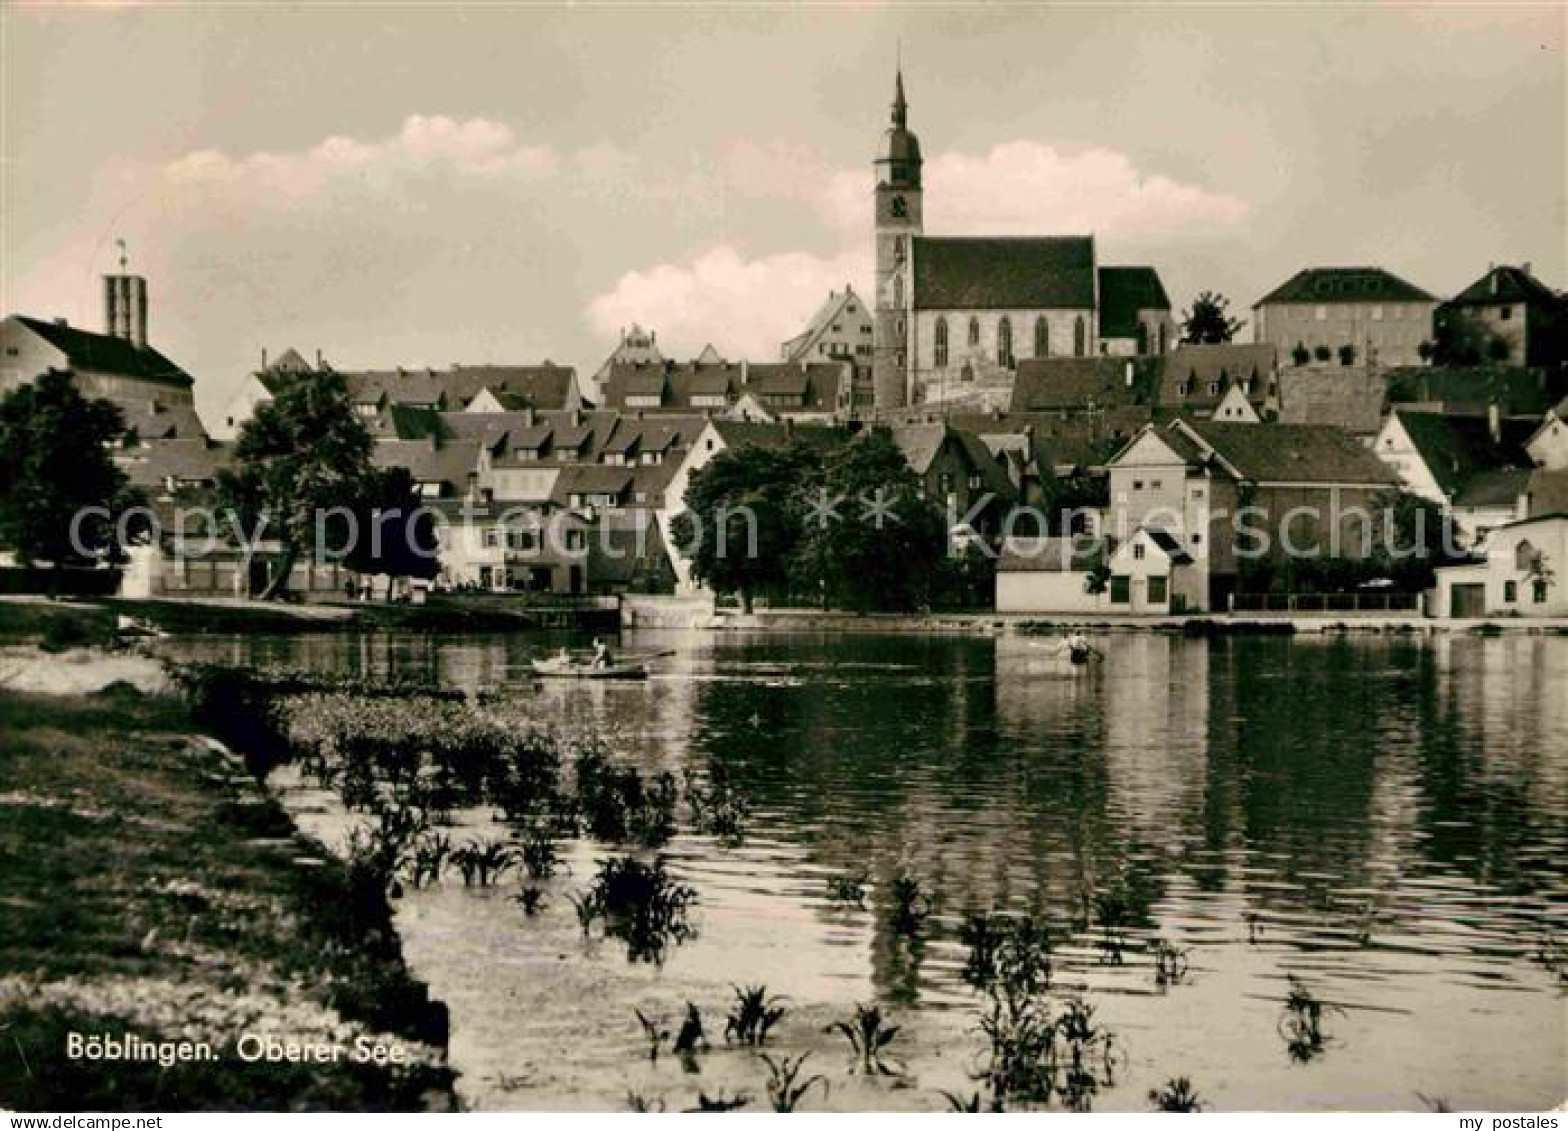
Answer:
(877, 67, 922, 187)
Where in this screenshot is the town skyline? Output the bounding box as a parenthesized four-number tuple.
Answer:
(4, 3, 1564, 422)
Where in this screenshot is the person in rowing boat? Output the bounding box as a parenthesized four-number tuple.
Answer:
(1059, 630, 1095, 665)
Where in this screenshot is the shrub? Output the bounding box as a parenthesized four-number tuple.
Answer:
(581, 855, 698, 963)
(725, 984, 786, 1047)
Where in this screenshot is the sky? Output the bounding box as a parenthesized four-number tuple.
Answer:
(3, 2, 1564, 424)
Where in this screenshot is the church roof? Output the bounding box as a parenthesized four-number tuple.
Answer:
(1097, 267, 1170, 339)
(912, 237, 1096, 310)
(12, 315, 195, 389)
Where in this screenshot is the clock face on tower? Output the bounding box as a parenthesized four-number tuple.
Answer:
(890, 195, 907, 219)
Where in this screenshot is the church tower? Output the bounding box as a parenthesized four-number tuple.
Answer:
(872, 68, 922, 413)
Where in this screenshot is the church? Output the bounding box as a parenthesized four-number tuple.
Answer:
(872, 70, 1176, 413)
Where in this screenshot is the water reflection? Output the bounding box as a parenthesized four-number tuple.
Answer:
(162, 629, 1568, 1109)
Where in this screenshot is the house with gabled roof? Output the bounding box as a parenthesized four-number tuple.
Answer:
(1, 313, 205, 438)
(1440, 264, 1568, 367)
(1155, 343, 1279, 420)
(780, 285, 875, 368)
(218, 354, 582, 437)
(1433, 511, 1568, 618)
(1253, 266, 1437, 367)
(1525, 396, 1568, 470)
(1371, 408, 1537, 541)
(1105, 419, 1399, 608)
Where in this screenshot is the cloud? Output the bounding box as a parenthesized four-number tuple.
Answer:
(157, 115, 560, 208)
(588, 139, 1249, 359)
(586, 245, 872, 360)
(823, 140, 1250, 238)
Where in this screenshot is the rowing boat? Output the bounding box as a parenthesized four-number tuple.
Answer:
(529, 657, 649, 681)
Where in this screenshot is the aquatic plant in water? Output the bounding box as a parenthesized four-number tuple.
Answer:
(1280, 975, 1330, 1062)
(828, 1002, 901, 1075)
(449, 838, 515, 887)
(961, 912, 1054, 998)
(586, 855, 698, 963)
(515, 885, 546, 917)
(687, 1089, 750, 1112)
(1149, 1076, 1204, 1112)
(519, 830, 561, 881)
(888, 870, 932, 936)
(760, 1051, 826, 1112)
(634, 1008, 669, 1063)
(826, 867, 869, 909)
(1152, 937, 1190, 988)
(725, 984, 786, 1047)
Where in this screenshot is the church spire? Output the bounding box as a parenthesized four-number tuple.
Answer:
(892, 67, 908, 129)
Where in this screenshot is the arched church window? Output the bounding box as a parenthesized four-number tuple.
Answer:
(1074, 315, 1087, 357)
(968, 317, 980, 346)
(998, 317, 1014, 368)
(1034, 316, 1049, 358)
(893, 275, 903, 309)
(934, 318, 949, 368)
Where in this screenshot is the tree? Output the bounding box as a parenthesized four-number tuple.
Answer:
(1367, 489, 1467, 591)
(1313, 344, 1333, 362)
(340, 466, 441, 599)
(670, 441, 817, 613)
(1291, 342, 1311, 367)
(792, 429, 947, 612)
(1338, 343, 1358, 366)
(1179, 291, 1245, 345)
(221, 370, 376, 599)
(0, 371, 132, 583)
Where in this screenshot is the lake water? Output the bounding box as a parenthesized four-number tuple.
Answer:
(166, 630, 1568, 1111)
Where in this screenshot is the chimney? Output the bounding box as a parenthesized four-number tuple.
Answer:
(1488, 400, 1501, 445)
(522, 405, 535, 428)
(1522, 261, 1532, 276)
(54, 317, 68, 327)
(261, 347, 269, 371)
(315, 348, 323, 369)
(103, 272, 148, 348)
(1491, 272, 1500, 296)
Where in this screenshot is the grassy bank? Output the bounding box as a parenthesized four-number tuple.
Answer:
(0, 684, 455, 1111)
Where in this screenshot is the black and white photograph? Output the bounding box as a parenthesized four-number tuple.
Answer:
(1, 0, 1565, 1118)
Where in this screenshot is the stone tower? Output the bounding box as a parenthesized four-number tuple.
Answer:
(872, 69, 923, 414)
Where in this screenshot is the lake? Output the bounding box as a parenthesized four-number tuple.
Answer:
(165, 629, 1568, 1111)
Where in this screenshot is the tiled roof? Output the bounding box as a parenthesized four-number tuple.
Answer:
(1453, 468, 1531, 508)
(12, 316, 195, 388)
(1255, 267, 1435, 307)
(997, 535, 1107, 573)
(710, 420, 845, 452)
(912, 237, 1095, 310)
(371, 438, 482, 495)
(116, 439, 234, 490)
(552, 464, 636, 505)
(1385, 366, 1559, 417)
(1523, 469, 1568, 518)
(1448, 266, 1563, 308)
(1277, 367, 1388, 434)
(341, 364, 577, 412)
(1010, 358, 1161, 413)
(1179, 420, 1399, 485)
(1392, 410, 1535, 497)
(1097, 267, 1170, 339)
